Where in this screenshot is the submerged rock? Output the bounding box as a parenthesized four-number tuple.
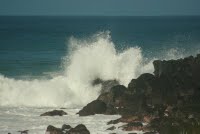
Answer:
(40, 110, 67, 116)
(17, 130, 29, 134)
(106, 126, 116, 130)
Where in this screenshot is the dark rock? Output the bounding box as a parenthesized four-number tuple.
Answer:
(106, 126, 116, 130)
(105, 104, 117, 115)
(153, 55, 200, 90)
(143, 132, 157, 134)
(107, 118, 120, 125)
(98, 84, 147, 115)
(108, 115, 140, 125)
(98, 85, 128, 107)
(68, 124, 90, 134)
(40, 110, 67, 116)
(80, 54, 200, 133)
(98, 84, 146, 115)
(46, 124, 90, 134)
(78, 100, 107, 116)
(62, 124, 71, 130)
(98, 85, 127, 106)
(92, 78, 119, 93)
(46, 125, 62, 134)
(17, 130, 29, 134)
(147, 116, 200, 134)
(128, 73, 155, 94)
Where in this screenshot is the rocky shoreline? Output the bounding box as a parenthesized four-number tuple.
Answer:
(36, 54, 200, 134)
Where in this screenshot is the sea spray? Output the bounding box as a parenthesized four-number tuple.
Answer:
(0, 32, 193, 107)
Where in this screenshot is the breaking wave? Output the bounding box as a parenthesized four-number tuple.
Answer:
(0, 31, 198, 107)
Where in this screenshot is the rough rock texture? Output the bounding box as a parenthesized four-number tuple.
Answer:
(68, 124, 90, 134)
(46, 125, 62, 134)
(62, 124, 71, 130)
(46, 124, 90, 134)
(40, 110, 67, 116)
(78, 100, 107, 116)
(79, 54, 200, 133)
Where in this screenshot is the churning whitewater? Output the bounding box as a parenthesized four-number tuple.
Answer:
(0, 32, 153, 107)
(0, 32, 191, 108)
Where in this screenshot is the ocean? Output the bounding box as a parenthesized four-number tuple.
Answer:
(0, 16, 200, 134)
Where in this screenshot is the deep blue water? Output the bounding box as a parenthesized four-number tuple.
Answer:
(0, 16, 200, 78)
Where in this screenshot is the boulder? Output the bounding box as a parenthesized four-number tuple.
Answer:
(78, 100, 107, 116)
(62, 124, 71, 130)
(46, 125, 62, 134)
(45, 124, 90, 134)
(67, 124, 90, 134)
(40, 110, 67, 116)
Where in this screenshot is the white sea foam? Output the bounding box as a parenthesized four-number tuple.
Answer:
(0, 32, 197, 107)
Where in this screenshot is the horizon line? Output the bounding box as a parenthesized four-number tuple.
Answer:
(0, 14, 200, 17)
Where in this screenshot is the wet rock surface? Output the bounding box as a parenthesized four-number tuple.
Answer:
(106, 126, 116, 130)
(46, 124, 90, 134)
(17, 130, 29, 134)
(79, 54, 200, 133)
(46, 125, 62, 134)
(40, 110, 67, 116)
(78, 100, 107, 116)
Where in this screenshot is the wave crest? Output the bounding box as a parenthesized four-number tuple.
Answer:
(1, 32, 190, 107)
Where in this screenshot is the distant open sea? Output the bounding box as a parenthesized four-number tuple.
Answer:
(0, 16, 200, 78)
(0, 16, 200, 134)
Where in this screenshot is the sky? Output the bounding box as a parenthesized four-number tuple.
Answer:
(0, 0, 200, 16)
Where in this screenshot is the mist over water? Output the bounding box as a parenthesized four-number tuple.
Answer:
(0, 31, 199, 107)
(0, 32, 148, 107)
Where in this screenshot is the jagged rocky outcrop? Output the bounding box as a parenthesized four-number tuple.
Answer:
(78, 54, 200, 133)
(40, 110, 67, 116)
(46, 124, 90, 134)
